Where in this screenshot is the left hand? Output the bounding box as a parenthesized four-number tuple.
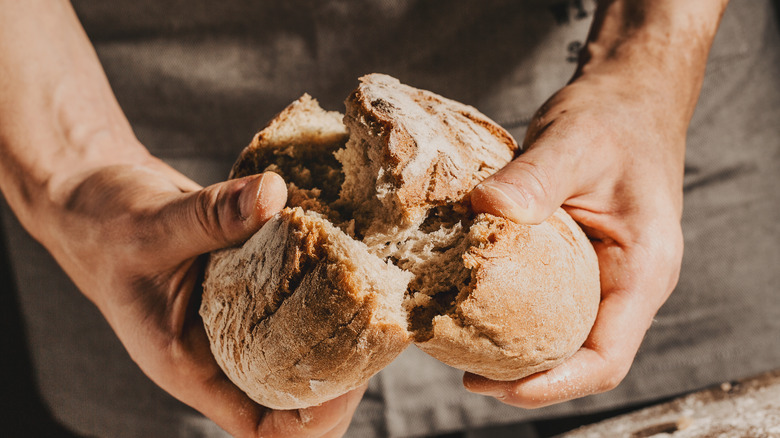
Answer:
(462, 0, 728, 408)
(465, 70, 685, 408)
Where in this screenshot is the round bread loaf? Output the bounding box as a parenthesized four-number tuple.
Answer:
(201, 74, 600, 409)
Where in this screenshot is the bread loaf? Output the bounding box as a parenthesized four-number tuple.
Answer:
(201, 74, 600, 409)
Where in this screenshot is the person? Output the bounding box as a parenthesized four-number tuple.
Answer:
(0, 0, 777, 437)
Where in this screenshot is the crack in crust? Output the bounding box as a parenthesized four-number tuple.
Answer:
(201, 74, 601, 408)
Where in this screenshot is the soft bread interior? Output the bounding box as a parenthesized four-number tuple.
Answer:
(362, 206, 472, 342)
(230, 94, 351, 225)
(250, 95, 491, 343)
(314, 209, 412, 331)
(332, 124, 390, 235)
(227, 95, 420, 331)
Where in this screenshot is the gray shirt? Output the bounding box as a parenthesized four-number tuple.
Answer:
(1, 1, 778, 437)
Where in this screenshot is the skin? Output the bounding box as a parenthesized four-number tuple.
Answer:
(468, 0, 730, 408)
(0, 0, 730, 435)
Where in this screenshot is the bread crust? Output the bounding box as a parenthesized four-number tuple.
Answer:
(231, 93, 348, 182)
(342, 74, 518, 227)
(416, 211, 600, 381)
(201, 75, 600, 408)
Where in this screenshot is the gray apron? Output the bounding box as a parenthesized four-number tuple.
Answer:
(1, 1, 777, 437)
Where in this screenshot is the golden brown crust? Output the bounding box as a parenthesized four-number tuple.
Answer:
(415, 210, 600, 381)
(343, 74, 518, 225)
(344, 75, 599, 381)
(232, 94, 348, 216)
(202, 74, 600, 409)
(230, 94, 347, 180)
(201, 208, 410, 409)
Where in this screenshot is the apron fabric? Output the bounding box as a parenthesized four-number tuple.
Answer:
(0, 1, 777, 437)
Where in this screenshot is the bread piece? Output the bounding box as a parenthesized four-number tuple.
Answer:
(231, 94, 349, 219)
(337, 74, 517, 234)
(414, 211, 600, 380)
(342, 75, 598, 381)
(201, 74, 600, 409)
(202, 208, 411, 409)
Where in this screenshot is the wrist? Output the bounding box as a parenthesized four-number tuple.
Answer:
(1, 100, 149, 221)
(0, 0, 150, 240)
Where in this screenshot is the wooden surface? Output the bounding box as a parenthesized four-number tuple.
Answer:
(561, 370, 780, 437)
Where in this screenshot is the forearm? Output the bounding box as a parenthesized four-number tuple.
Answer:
(532, 0, 730, 217)
(577, 0, 729, 129)
(0, 0, 149, 241)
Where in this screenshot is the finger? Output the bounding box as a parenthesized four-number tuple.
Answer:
(133, 269, 365, 437)
(463, 285, 651, 408)
(462, 226, 680, 408)
(150, 307, 365, 438)
(158, 172, 287, 261)
(128, 304, 264, 438)
(189, 376, 363, 438)
(183, 368, 269, 438)
(471, 142, 582, 225)
(462, 213, 683, 407)
(321, 384, 368, 438)
(256, 385, 368, 438)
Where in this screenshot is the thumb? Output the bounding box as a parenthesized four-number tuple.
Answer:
(162, 172, 287, 260)
(471, 146, 578, 225)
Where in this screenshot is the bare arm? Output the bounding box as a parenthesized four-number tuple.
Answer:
(0, 1, 363, 436)
(0, 0, 150, 231)
(467, 0, 729, 407)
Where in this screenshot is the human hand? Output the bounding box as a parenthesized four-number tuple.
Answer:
(466, 71, 685, 407)
(48, 159, 365, 437)
(463, 0, 728, 408)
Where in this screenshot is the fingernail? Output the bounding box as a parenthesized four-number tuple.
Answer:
(475, 182, 530, 223)
(467, 383, 506, 398)
(463, 373, 505, 397)
(238, 174, 265, 221)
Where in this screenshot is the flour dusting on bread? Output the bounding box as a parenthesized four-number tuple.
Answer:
(200, 74, 600, 409)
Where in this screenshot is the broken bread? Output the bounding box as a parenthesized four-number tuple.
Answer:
(201, 74, 600, 409)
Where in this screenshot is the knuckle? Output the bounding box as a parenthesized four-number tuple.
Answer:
(127, 207, 167, 253)
(599, 368, 627, 392)
(503, 159, 555, 207)
(596, 351, 634, 393)
(625, 214, 684, 284)
(497, 387, 534, 408)
(661, 225, 685, 292)
(267, 412, 335, 438)
(194, 186, 228, 244)
(594, 363, 629, 394)
(657, 221, 684, 262)
(642, 220, 685, 279)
